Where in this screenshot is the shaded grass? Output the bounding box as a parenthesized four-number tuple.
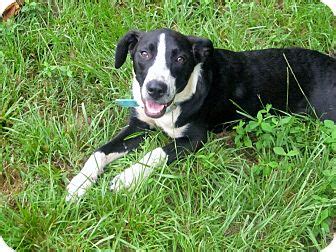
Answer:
(0, 0, 335, 250)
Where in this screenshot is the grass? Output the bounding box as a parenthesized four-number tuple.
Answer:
(0, 0, 336, 250)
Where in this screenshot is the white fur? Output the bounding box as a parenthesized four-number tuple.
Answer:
(66, 151, 126, 201)
(133, 62, 201, 138)
(0, 236, 14, 252)
(321, 0, 336, 15)
(141, 33, 176, 103)
(175, 63, 202, 103)
(154, 106, 189, 138)
(134, 74, 185, 137)
(135, 104, 188, 138)
(132, 70, 144, 108)
(0, 0, 16, 17)
(322, 233, 336, 252)
(110, 147, 167, 191)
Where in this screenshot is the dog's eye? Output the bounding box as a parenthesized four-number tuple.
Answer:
(140, 51, 150, 59)
(176, 56, 186, 64)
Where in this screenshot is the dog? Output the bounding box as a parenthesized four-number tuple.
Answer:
(66, 28, 336, 200)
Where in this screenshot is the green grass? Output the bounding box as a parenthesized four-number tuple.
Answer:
(1, 0, 336, 250)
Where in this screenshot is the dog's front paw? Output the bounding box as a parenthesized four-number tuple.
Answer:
(66, 174, 93, 201)
(110, 164, 153, 192)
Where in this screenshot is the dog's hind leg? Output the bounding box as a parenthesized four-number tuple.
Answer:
(66, 117, 150, 201)
(110, 128, 207, 191)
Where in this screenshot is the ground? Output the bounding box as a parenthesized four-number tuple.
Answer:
(0, 0, 335, 250)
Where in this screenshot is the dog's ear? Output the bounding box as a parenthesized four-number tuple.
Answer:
(187, 36, 214, 63)
(115, 30, 142, 69)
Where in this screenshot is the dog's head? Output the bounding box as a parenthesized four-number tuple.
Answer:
(115, 28, 213, 118)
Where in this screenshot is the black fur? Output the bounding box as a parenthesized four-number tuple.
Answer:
(82, 28, 336, 192)
(113, 29, 336, 164)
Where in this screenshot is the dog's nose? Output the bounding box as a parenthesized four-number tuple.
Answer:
(146, 81, 167, 99)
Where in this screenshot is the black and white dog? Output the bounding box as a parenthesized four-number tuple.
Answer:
(66, 28, 336, 200)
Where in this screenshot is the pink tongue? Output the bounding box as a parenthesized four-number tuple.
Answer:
(145, 100, 165, 114)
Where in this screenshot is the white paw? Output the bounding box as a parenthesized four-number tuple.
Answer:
(110, 164, 153, 192)
(0, 236, 14, 252)
(110, 148, 168, 192)
(66, 173, 93, 201)
(65, 152, 106, 201)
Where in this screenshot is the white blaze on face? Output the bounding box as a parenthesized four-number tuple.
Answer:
(141, 33, 176, 103)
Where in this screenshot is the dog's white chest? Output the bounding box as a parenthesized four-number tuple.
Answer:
(155, 107, 188, 138)
(135, 106, 188, 138)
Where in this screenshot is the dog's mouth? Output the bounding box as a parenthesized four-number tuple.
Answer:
(143, 99, 172, 118)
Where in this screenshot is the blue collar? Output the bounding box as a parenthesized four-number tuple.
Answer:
(115, 99, 139, 108)
(116, 98, 180, 113)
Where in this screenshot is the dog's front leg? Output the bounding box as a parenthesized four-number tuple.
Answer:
(110, 131, 206, 191)
(66, 117, 150, 201)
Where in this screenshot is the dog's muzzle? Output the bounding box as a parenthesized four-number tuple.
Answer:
(142, 80, 173, 118)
